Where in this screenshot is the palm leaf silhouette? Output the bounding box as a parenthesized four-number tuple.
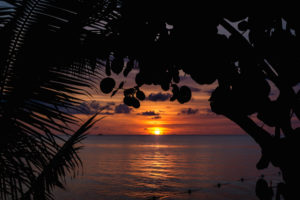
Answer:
(0, 0, 120, 199)
(21, 114, 102, 200)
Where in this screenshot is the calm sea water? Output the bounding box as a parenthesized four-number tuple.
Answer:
(54, 135, 282, 200)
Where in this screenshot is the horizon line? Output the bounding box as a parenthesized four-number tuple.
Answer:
(86, 134, 247, 136)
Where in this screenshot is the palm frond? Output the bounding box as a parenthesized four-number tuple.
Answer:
(0, 0, 121, 199)
(21, 114, 100, 200)
(0, 6, 14, 27)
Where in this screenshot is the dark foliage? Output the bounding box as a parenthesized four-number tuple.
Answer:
(96, 2, 300, 198)
(0, 0, 120, 199)
(2, 0, 300, 199)
(100, 77, 116, 94)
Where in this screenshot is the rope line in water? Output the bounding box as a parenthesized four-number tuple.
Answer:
(149, 171, 283, 200)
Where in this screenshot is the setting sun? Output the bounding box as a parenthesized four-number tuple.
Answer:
(148, 127, 164, 135)
(154, 130, 161, 135)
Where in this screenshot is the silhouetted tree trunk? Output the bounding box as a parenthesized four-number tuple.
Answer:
(210, 101, 300, 199)
(207, 19, 299, 199)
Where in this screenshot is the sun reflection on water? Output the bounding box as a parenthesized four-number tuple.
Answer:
(53, 136, 279, 200)
(126, 147, 183, 198)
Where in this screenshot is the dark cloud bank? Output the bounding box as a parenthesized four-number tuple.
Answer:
(114, 104, 132, 114)
(147, 92, 171, 101)
(137, 110, 161, 119)
(180, 108, 199, 115)
(62, 101, 131, 115)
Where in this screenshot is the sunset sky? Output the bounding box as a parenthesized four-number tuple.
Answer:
(71, 68, 263, 136)
(62, 22, 279, 136)
(1, 0, 299, 137)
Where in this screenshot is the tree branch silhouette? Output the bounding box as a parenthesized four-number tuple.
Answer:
(220, 19, 295, 136)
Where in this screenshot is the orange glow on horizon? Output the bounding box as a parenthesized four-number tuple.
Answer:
(148, 127, 164, 135)
(73, 80, 248, 135)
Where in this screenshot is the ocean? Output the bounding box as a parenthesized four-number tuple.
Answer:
(54, 135, 282, 200)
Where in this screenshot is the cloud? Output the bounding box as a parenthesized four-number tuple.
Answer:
(189, 86, 201, 92)
(138, 111, 160, 116)
(114, 104, 132, 114)
(179, 75, 190, 81)
(101, 111, 114, 115)
(199, 108, 217, 117)
(138, 110, 161, 119)
(90, 101, 113, 111)
(152, 116, 161, 119)
(180, 108, 199, 115)
(64, 101, 114, 115)
(204, 89, 215, 94)
(147, 92, 171, 101)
